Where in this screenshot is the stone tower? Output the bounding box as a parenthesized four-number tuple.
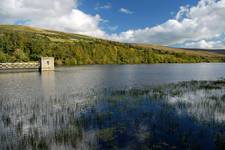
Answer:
(40, 57, 54, 71)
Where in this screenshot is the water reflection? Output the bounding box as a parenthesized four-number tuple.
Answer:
(0, 80, 225, 149)
(41, 71, 56, 98)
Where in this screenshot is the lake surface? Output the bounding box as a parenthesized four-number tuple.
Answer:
(1, 63, 225, 98)
(0, 64, 225, 149)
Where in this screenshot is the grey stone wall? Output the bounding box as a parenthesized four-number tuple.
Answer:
(0, 57, 54, 71)
(0, 62, 40, 69)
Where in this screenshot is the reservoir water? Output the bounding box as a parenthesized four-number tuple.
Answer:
(1, 63, 225, 98)
(0, 64, 225, 149)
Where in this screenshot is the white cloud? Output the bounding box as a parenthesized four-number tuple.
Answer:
(175, 5, 190, 21)
(184, 39, 225, 49)
(0, 0, 76, 19)
(95, 3, 112, 10)
(119, 8, 133, 14)
(111, 0, 225, 48)
(108, 25, 119, 31)
(30, 9, 105, 37)
(0, 0, 106, 37)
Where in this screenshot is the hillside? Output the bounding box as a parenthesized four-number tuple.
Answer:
(0, 25, 224, 65)
(183, 48, 225, 55)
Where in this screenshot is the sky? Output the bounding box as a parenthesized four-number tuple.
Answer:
(0, 0, 225, 49)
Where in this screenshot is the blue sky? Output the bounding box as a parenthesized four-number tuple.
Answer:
(0, 0, 225, 49)
(79, 0, 199, 33)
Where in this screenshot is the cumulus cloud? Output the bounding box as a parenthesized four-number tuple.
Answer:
(0, 0, 106, 37)
(111, 0, 225, 48)
(119, 8, 133, 15)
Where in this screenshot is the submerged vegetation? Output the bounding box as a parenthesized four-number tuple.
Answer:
(0, 25, 224, 65)
(0, 80, 225, 149)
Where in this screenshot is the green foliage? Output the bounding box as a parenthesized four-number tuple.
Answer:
(0, 50, 7, 62)
(13, 48, 29, 62)
(0, 25, 224, 65)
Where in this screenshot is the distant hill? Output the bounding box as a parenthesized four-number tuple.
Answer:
(133, 43, 225, 56)
(0, 25, 224, 65)
(183, 48, 225, 55)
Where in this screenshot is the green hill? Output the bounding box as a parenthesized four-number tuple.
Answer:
(0, 25, 224, 65)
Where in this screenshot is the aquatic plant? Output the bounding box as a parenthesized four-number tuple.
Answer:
(0, 80, 225, 149)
